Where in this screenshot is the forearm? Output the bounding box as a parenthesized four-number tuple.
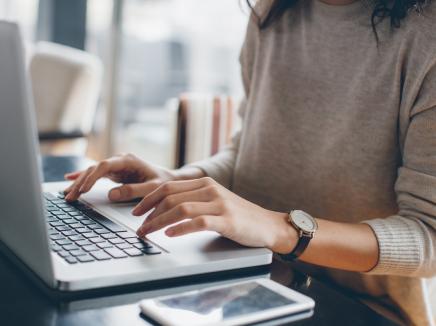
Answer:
(273, 216, 379, 273)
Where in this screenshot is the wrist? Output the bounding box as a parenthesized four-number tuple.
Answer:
(269, 212, 299, 254)
(171, 166, 206, 181)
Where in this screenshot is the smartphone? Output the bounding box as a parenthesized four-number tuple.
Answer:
(139, 278, 315, 326)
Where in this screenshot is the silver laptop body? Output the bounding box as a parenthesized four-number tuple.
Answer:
(0, 21, 272, 292)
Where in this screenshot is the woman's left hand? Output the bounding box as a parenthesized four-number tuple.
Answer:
(134, 177, 297, 253)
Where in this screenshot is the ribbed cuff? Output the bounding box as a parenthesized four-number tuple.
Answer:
(362, 216, 424, 275)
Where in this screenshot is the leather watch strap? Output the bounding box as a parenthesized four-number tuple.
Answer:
(281, 234, 311, 261)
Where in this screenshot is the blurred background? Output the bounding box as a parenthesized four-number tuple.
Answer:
(0, 0, 248, 167)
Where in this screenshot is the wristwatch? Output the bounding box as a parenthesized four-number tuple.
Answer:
(281, 210, 318, 260)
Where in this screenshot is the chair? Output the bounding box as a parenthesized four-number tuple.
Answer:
(29, 41, 103, 155)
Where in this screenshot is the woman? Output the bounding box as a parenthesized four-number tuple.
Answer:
(65, 0, 436, 324)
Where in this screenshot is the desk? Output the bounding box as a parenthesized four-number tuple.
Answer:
(0, 156, 397, 326)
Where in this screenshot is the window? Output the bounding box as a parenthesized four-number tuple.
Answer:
(87, 0, 248, 167)
(2, 0, 249, 167)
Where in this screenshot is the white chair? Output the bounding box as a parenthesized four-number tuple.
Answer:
(29, 41, 103, 155)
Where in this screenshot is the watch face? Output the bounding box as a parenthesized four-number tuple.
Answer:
(291, 211, 317, 233)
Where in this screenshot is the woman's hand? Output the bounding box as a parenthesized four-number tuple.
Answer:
(134, 177, 297, 253)
(63, 153, 204, 202)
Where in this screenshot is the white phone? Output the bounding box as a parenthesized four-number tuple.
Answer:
(139, 278, 315, 326)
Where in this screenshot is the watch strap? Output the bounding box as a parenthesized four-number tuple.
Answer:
(281, 234, 311, 261)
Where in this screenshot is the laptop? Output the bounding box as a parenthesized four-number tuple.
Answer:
(0, 21, 272, 292)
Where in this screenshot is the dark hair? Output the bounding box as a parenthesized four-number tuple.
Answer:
(247, 0, 430, 41)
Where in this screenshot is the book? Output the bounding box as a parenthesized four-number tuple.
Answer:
(167, 93, 241, 168)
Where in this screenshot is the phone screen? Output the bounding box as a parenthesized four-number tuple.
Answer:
(153, 281, 296, 323)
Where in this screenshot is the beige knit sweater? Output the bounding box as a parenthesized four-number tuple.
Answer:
(191, 0, 436, 324)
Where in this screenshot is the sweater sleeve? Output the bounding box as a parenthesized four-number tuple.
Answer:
(362, 66, 436, 277)
(186, 17, 257, 188)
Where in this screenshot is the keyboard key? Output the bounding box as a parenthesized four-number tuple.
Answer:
(50, 221, 63, 227)
(68, 211, 83, 217)
(51, 244, 62, 252)
(133, 242, 152, 249)
(77, 255, 95, 263)
(63, 244, 79, 251)
(123, 248, 143, 257)
(142, 247, 162, 255)
(57, 251, 69, 258)
(108, 238, 125, 245)
(126, 238, 141, 244)
(56, 193, 66, 199)
(97, 242, 113, 249)
(82, 245, 100, 252)
(62, 208, 76, 213)
(51, 211, 65, 216)
(56, 239, 72, 246)
(76, 239, 92, 246)
(50, 233, 64, 240)
(48, 228, 57, 235)
(118, 231, 137, 239)
(80, 219, 95, 225)
(56, 226, 70, 232)
(116, 243, 133, 250)
(86, 223, 101, 229)
(90, 251, 112, 261)
(68, 223, 82, 228)
(65, 256, 78, 264)
(82, 232, 99, 238)
(62, 230, 77, 237)
(44, 192, 57, 200)
(63, 218, 76, 224)
(90, 237, 105, 244)
(70, 250, 87, 257)
(76, 227, 91, 233)
(105, 248, 128, 259)
(74, 215, 88, 221)
(69, 235, 85, 241)
(94, 228, 110, 234)
(101, 233, 117, 239)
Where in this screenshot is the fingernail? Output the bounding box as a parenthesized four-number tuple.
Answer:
(136, 226, 147, 236)
(132, 207, 141, 216)
(166, 229, 175, 237)
(109, 189, 121, 201)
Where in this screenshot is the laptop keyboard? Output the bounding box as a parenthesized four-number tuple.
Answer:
(44, 192, 161, 264)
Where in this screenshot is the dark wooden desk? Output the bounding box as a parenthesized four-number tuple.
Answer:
(0, 156, 397, 326)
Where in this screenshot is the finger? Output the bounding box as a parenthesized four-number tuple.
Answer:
(79, 158, 127, 193)
(65, 168, 95, 202)
(136, 201, 218, 237)
(132, 177, 213, 216)
(146, 187, 214, 221)
(108, 181, 160, 202)
(165, 215, 223, 237)
(64, 168, 93, 195)
(64, 171, 83, 180)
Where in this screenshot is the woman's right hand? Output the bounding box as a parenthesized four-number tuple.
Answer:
(63, 153, 204, 202)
